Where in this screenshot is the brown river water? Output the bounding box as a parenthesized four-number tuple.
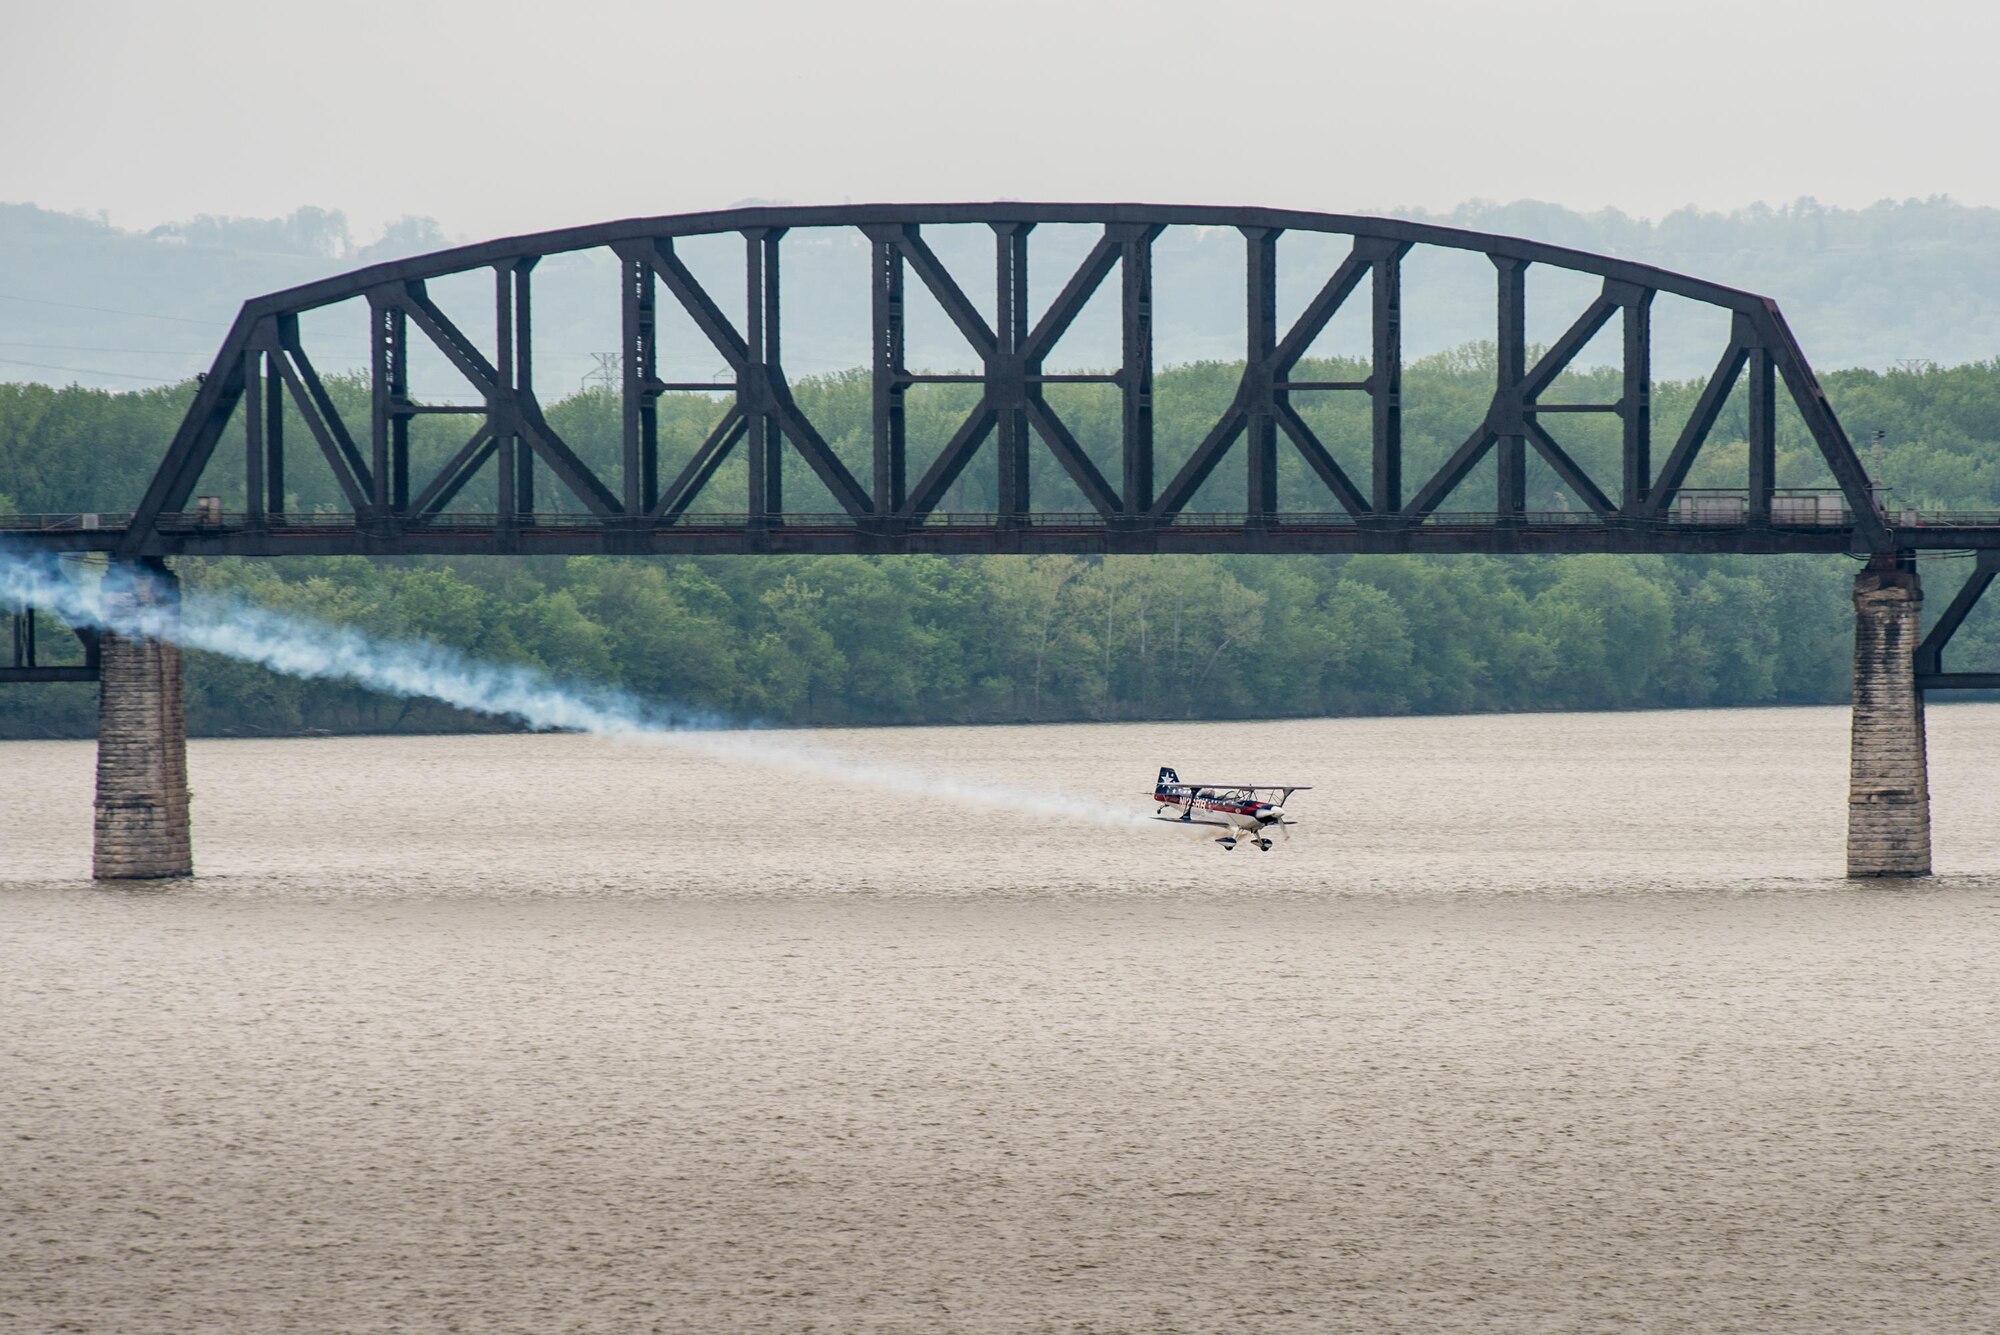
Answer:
(4, 705, 1999, 1332)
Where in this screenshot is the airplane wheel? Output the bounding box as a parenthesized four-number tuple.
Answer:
(1259, 840, 1273, 851)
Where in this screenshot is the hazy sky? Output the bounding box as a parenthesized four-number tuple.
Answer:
(4, 0, 1996, 241)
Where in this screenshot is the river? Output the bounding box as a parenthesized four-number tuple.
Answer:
(4, 705, 1998, 1332)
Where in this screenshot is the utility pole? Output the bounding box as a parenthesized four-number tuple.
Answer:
(581, 352, 620, 394)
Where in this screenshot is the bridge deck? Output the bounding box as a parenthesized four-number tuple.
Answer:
(7, 511, 1999, 557)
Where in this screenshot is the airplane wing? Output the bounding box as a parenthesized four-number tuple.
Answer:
(1151, 813, 1238, 829)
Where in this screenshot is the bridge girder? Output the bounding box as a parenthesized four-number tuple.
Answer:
(110, 204, 1891, 558)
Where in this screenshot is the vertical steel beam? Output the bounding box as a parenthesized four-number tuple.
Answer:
(242, 344, 264, 523)
(1494, 257, 1528, 516)
(368, 300, 410, 512)
(367, 299, 392, 515)
(1747, 342, 1776, 525)
(994, 223, 1031, 523)
(1621, 291, 1653, 513)
(744, 229, 783, 524)
(871, 236, 907, 514)
(513, 262, 537, 517)
(1244, 227, 1279, 520)
(264, 348, 285, 517)
(1117, 224, 1157, 514)
(1370, 245, 1403, 514)
(516, 440, 534, 515)
(620, 253, 661, 513)
(743, 232, 766, 524)
(494, 265, 516, 522)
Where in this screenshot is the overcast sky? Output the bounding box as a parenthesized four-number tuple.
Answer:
(4, 0, 1995, 241)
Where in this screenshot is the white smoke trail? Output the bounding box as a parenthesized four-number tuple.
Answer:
(0, 548, 1149, 827)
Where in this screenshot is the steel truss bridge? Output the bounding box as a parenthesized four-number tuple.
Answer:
(6, 204, 2000, 688)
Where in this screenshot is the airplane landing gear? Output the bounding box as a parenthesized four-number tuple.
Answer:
(1216, 836, 1237, 850)
(1257, 838, 1273, 851)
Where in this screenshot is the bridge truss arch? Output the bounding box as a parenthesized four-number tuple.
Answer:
(120, 203, 1892, 558)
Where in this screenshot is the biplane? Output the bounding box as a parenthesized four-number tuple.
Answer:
(1150, 767, 1309, 851)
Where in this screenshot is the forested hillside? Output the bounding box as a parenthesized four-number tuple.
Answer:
(4, 350, 1998, 738)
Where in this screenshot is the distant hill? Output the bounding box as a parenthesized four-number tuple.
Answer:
(2, 197, 1995, 392)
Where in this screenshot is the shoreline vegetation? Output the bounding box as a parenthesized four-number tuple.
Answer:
(4, 349, 2000, 740)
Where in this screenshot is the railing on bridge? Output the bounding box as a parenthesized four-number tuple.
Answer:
(22, 492, 2000, 542)
(21, 488, 1996, 551)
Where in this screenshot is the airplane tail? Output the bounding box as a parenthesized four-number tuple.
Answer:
(1156, 766, 1181, 794)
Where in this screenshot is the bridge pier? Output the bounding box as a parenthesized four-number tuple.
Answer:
(92, 561, 192, 880)
(1847, 555, 1930, 877)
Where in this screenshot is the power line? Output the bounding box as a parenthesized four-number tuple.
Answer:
(0, 292, 230, 326)
(0, 339, 208, 356)
(0, 357, 183, 383)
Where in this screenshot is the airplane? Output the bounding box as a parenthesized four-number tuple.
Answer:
(1150, 766, 1309, 851)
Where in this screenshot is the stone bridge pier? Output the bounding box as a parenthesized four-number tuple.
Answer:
(1848, 555, 1931, 877)
(92, 560, 191, 880)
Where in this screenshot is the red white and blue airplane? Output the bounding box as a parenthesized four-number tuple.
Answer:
(1151, 767, 1309, 851)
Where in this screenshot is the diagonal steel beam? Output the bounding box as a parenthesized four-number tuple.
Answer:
(1520, 293, 1619, 400)
(655, 407, 747, 522)
(401, 284, 500, 392)
(889, 228, 997, 359)
(1275, 400, 1370, 516)
(640, 240, 750, 369)
(769, 387, 874, 516)
(515, 397, 622, 516)
(1023, 233, 1121, 362)
(1644, 338, 1750, 517)
(1406, 258, 1616, 521)
(405, 424, 497, 519)
(978, 225, 1132, 518)
(1403, 424, 1499, 520)
(1272, 248, 1374, 372)
(1157, 237, 1393, 520)
(1152, 404, 1249, 518)
(120, 320, 254, 556)
(1915, 550, 2000, 675)
(272, 352, 372, 512)
(277, 326, 373, 499)
(1749, 302, 1891, 550)
(1024, 396, 1121, 515)
(901, 400, 997, 518)
(1524, 420, 1616, 516)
